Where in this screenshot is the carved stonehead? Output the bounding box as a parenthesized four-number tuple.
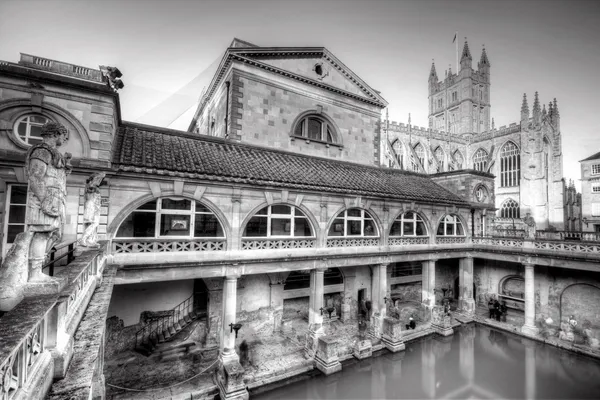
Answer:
(41, 121, 68, 139)
(86, 172, 106, 188)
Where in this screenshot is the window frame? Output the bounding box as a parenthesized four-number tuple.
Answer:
(499, 141, 521, 188)
(453, 150, 464, 169)
(500, 199, 520, 219)
(414, 143, 426, 172)
(292, 114, 339, 145)
(13, 114, 51, 147)
(389, 211, 428, 237)
(592, 203, 600, 217)
(473, 148, 488, 172)
(591, 182, 600, 193)
(243, 204, 314, 239)
(115, 197, 225, 239)
(2, 183, 28, 257)
(327, 208, 379, 238)
(436, 214, 465, 236)
(591, 164, 600, 176)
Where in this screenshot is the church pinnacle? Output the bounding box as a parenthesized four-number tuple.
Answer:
(480, 46, 490, 66)
(429, 60, 438, 82)
(532, 91, 541, 124)
(521, 93, 529, 124)
(460, 39, 472, 70)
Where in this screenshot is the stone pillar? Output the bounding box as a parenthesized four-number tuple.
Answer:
(305, 267, 325, 358)
(216, 273, 248, 400)
(521, 263, 539, 336)
(269, 282, 285, 332)
(341, 268, 356, 323)
(421, 259, 436, 308)
(370, 264, 388, 339)
(221, 275, 239, 360)
(459, 256, 475, 314)
(381, 317, 405, 352)
(205, 278, 224, 348)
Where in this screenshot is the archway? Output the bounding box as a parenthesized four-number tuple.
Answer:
(194, 279, 209, 317)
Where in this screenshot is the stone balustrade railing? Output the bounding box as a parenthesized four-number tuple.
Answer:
(112, 238, 226, 254)
(535, 230, 600, 242)
(436, 236, 467, 244)
(0, 245, 108, 400)
(241, 238, 316, 250)
(326, 237, 380, 248)
(388, 237, 429, 246)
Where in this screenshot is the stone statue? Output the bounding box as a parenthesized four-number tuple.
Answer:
(25, 121, 71, 281)
(79, 172, 106, 248)
(523, 213, 536, 239)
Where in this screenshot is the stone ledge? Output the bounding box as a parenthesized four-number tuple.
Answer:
(47, 265, 116, 399)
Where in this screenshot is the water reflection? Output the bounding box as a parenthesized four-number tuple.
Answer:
(253, 324, 600, 399)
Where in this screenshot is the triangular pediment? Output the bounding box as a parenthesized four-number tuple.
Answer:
(230, 47, 386, 105)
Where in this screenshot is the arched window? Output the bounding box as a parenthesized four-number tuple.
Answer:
(453, 150, 464, 169)
(244, 204, 313, 238)
(391, 140, 405, 169)
(414, 143, 426, 172)
(284, 268, 344, 290)
(500, 141, 520, 187)
(293, 114, 337, 144)
(434, 146, 445, 172)
(14, 114, 50, 146)
(500, 199, 520, 218)
(473, 148, 488, 172)
(328, 208, 378, 237)
(437, 214, 465, 236)
(115, 198, 225, 238)
(390, 211, 427, 236)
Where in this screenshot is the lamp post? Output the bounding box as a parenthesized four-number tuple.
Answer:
(229, 323, 243, 339)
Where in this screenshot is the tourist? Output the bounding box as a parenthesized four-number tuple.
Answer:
(405, 317, 416, 330)
(488, 298, 495, 319)
(494, 299, 501, 321)
(500, 302, 508, 322)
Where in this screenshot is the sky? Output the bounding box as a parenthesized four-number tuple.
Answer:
(1, 0, 599, 188)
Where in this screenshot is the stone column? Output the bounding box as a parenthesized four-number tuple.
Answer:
(221, 275, 239, 360)
(205, 278, 224, 348)
(421, 259, 436, 308)
(216, 273, 248, 400)
(370, 264, 388, 339)
(305, 267, 325, 358)
(521, 263, 539, 336)
(459, 256, 475, 314)
(269, 282, 285, 332)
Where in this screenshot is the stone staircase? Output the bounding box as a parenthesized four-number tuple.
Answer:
(134, 295, 205, 356)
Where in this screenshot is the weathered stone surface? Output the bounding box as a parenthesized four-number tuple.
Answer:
(314, 336, 341, 375)
(431, 305, 454, 336)
(381, 317, 405, 352)
(0, 231, 32, 311)
(353, 339, 372, 359)
(47, 265, 116, 399)
(216, 358, 248, 400)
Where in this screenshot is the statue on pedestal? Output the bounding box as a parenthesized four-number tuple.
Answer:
(79, 172, 106, 248)
(25, 121, 72, 281)
(523, 213, 536, 240)
(0, 122, 71, 310)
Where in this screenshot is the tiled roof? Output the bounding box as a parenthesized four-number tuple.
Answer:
(580, 151, 600, 162)
(113, 123, 469, 206)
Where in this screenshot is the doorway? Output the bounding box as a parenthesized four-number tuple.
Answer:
(358, 288, 367, 319)
(193, 279, 208, 317)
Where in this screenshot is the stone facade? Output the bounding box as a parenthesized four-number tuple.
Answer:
(383, 40, 565, 230)
(580, 152, 600, 232)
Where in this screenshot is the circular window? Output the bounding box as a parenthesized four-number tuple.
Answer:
(13, 114, 49, 146)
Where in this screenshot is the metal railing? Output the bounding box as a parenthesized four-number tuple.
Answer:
(134, 294, 196, 350)
(42, 241, 77, 276)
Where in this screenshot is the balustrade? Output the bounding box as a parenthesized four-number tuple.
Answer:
(436, 236, 467, 244)
(326, 238, 380, 248)
(112, 238, 226, 254)
(388, 237, 429, 246)
(535, 230, 600, 242)
(241, 238, 316, 250)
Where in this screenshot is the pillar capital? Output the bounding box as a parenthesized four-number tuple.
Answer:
(522, 262, 535, 268)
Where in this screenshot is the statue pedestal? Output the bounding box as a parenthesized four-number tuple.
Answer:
(381, 317, 405, 352)
(315, 336, 341, 375)
(215, 357, 248, 400)
(431, 306, 454, 337)
(304, 324, 324, 359)
(353, 339, 373, 360)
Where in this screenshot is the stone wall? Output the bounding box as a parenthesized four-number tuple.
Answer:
(238, 274, 270, 313)
(435, 259, 459, 304)
(390, 282, 421, 303)
(283, 297, 309, 321)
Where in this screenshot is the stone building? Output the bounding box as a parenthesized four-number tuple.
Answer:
(382, 40, 565, 232)
(1, 39, 600, 400)
(579, 151, 600, 233)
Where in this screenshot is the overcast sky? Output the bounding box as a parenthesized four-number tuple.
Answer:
(1, 0, 598, 187)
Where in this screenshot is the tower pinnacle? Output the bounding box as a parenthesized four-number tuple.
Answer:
(479, 46, 490, 66)
(532, 91, 541, 124)
(521, 93, 529, 125)
(460, 39, 472, 70)
(429, 60, 438, 82)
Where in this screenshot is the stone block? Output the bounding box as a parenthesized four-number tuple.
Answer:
(353, 339, 372, 360)
(216, 358, 249, 400)
(315, 336, 341, 376)
(381, 317, 405, 352)
(89, 121, 113, 133)
(431, 305, 454, 336)
(91, 105, 113, 115)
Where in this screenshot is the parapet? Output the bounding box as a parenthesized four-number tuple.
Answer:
(18, 53, 104, 83)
